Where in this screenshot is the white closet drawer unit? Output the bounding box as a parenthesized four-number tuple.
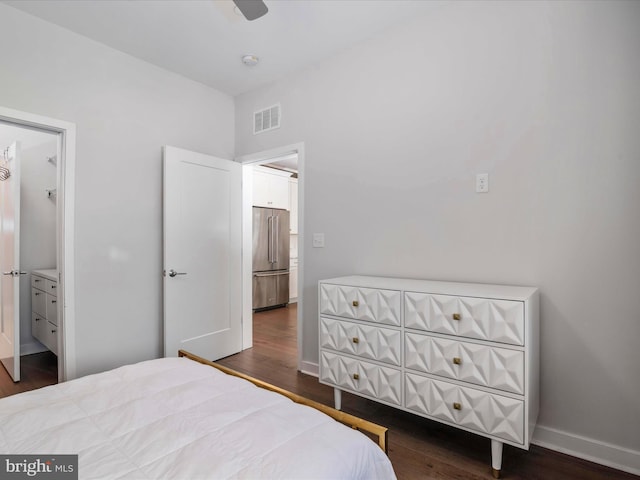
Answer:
(320, 317, 401, 366)
(45, 279, 58, 296)
(405, 373, 524, 444)
(319, 283, 401, 326)
(32, 288, 46, 316)
(32, 311, 58, 355)
(319, 276, 538, 479)
(405, 292, 525, 346)
(31, 269, 58, 356)
(43, 322, 59, 356)
(45, 294, 58, 326)
(31, 275, 46, 289)
(32, 313, 46, 344)
(405, 333, 524, 394)
(320, 351, 402, 406)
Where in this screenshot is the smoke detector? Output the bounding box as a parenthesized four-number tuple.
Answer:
(242, 54, 259, 66)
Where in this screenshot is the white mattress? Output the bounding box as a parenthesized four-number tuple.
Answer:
(0, 357, 396, 479)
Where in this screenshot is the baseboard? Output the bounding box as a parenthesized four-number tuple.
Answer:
(20, 342, 48, 356)
(299, 360, 318, 377)
(532, 424, 640, 476)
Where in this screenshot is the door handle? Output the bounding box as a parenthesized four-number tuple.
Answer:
(254, 271, 288, 277)
(166, 269, 187, 278)
(2, 270, 27, 276)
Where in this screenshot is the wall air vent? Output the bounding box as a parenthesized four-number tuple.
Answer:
(254, 104, 281, 134)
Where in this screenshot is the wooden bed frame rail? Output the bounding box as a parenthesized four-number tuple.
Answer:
(178, 350, 389, 454)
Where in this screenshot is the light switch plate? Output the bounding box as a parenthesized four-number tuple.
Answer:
(312, 233, 325, 248)
(476, 173, 489, 193)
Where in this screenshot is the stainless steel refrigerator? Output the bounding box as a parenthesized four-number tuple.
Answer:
(252, 207, 290, 310)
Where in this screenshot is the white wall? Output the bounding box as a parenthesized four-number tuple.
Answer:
(235, 0, 640, 472)
(0, 3, 235, 376)
(0, 126, 57, 354)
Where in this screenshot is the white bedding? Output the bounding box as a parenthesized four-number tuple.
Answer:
(0, 357, 396, 479)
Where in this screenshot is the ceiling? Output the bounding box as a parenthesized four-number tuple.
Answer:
(3, 0, 441, 97)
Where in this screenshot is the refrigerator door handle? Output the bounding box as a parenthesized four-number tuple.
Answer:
(274, 215, 279, 265)
(267, 215, 273, 263)
(254, 271, 288, 277)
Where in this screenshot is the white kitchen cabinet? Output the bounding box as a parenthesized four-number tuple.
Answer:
(31, 269, 58, 356)
(253, 166, 290, 210)
(318, 275, 539, 479)
(289, 178, 298, 234)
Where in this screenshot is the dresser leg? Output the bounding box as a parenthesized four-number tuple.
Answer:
(491, 439, 503, 478)
(334, 388, 342, 410)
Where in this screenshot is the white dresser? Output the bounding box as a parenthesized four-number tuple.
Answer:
(318, 276, 539, 478)
(31, 269, 59, 356)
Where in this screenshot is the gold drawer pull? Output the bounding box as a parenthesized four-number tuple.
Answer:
(453, 402, 462, 410)
(352, 337, 359, 344)
(453, 357, 462, 365)
(452, 313, 461, 321)
(353, 373, 359, 380)
(352, 300, 359, 307)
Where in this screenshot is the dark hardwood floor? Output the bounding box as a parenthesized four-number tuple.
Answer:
(218, 303, 638, 480)
(0, 350, 57, 398)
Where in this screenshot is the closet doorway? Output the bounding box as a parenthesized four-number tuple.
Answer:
(0, 124, 57, 379)
(0, 106, 76, 385)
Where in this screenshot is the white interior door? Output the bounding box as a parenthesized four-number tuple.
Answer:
(0, 142, 21, 381)
(163, 146, 242, 360)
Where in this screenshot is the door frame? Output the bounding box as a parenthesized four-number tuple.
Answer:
(236, 142, 304, 372)
(0, 106, 76, 382)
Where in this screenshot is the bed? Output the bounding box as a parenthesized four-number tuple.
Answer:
(0, 350, 396, 479)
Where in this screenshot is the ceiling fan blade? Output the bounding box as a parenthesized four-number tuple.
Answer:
(232, 0, 268, 21)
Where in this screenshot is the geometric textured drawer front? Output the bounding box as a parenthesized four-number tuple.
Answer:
(320, 351, 402, 406)
(320, 283, 401, 326)
(405, 292, 524, 346)
(320, 317, 401, 366)
(405, 373, 524, 444)
(405, 333, 524, 394)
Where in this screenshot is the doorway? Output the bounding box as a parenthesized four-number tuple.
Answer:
(237, 143, 304, 371)
(0, 105, 76, 384)
(0, 124, 58, 384)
